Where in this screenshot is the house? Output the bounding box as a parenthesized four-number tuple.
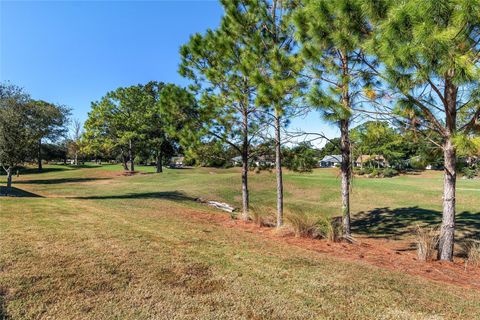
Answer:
(319, 155, 342, 168)
(231, 156, 242, 166)
(355, 155, 387, 168)
(170, 156, 185, 168)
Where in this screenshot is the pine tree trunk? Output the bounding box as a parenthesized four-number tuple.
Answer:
(438, 138, 456, 261)
(6, 167, 12, 195)
(241, 110, 249, 221)
(38, 139, 43, 171)
(129, 139, 134, 172)
(340, 119, 351, 239)
(275, 112, 284, 227)
(241, 149, 249, 221)
(156, 150, 163, 173)
(438, 77, 458, 262)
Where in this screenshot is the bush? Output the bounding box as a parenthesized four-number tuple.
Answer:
(382, 168, 398, 178)
(354, 167, 365, 175)
(461, 240, 480, 267)
(285, 209, 321, 238)
(285, 210, 343, 242)
(414, 225, 439, 261)
(250, 206, 276, 227)
(462, 167, 478, 179)
(316, 216, 343, 242)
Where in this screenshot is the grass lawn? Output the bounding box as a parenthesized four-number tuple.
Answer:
(0, 164, 479, 319)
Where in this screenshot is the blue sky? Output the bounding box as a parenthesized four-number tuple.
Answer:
(1, 0, 336, 144)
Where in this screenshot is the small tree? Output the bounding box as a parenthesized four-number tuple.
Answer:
(0, 83, 33, 195)
(253, 0, 304, 227)
(179, 1, 265, 220)
(68, 119, 83, 165)
(295, 0, 377, 238)
(29, 100, 70, 171)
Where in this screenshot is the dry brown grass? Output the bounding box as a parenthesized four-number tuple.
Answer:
(414, 225, 439, 261)
(250, 205, 276, 227)
(1, 165, 480, 319)
(461, 240, 480, 267)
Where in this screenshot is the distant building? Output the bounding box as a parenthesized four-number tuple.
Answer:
(319, 155, 342, 168)
(231, 156, 242, 166)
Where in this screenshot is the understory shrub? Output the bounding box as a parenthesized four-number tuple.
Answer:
(250, 206, 276, 227)
(414, 225, 439, 261)
(285, 209, 342, 242)
(285, 209, 319, 238)
(316, 216, 343, 242)
(461, 240, 480, 267)
(462, 167, 478, 179)
(355, 167, 399, 178)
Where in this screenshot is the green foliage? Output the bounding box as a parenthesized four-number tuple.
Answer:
(372, 0, 480, 137)
(179, 1, 265, 155)
(283, 142, 318, 173)
(294, 0, 379, 122)
(318, 138, 340, 159)
(0, 83, 35, 169)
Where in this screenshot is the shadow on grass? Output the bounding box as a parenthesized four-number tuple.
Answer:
(15, 177, 111, 185)
(0, 287, 8, 320)
(0, 186, 43, 197)
(73, 191, 196, 202)
(352, 206, 480, 241)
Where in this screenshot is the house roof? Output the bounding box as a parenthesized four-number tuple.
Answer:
(320, 155, 342, 163)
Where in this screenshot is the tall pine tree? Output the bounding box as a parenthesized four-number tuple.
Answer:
(295, 0, 377, 238)
(371, 0, 480, 261)
(179, 0, 266, 220)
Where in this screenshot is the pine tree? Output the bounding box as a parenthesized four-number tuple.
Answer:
(294, 0, 377, 238)
(179, 0, 266, 220)
(253, 0, 304, 227)
(372, 0, 480, 261)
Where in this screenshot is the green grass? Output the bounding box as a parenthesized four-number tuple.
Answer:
(0, 164, 479, 319)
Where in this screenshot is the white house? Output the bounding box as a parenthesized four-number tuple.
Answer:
(319, 155, 342, 168)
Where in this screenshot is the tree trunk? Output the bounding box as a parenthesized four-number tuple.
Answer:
(129, 139, 134, 172)
(241, 149, 249, 221)
(6, 167, 12, 195)
(241, 110, 249, 221)
(74, 152, 78, 166)
(121, 151, 129, 171)
(438, 138, 456, 261)
(274, 112, 284, 227)
(340, 119, 351, 239)
(156, 150, 163, 173)
(438, 76, 458, 261)
(38, 139, 43, 171)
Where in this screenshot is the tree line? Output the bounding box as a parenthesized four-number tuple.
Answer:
(2, 0, 479, 263)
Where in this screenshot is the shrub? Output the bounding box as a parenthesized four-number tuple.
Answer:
(250, 206, 276, 227)
(414, 225, 439, 261)
(354, 167, 365, 176)
(317, 216, 343, 242)
(382, 168, 398, 178)
(369, 168, 380, 178)
(285, 209, 320, 238)
(461, 240, 480, 267)
(462, 167, 477, 179)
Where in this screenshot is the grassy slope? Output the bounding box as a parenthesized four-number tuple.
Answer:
(0, 165, 479, 319)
